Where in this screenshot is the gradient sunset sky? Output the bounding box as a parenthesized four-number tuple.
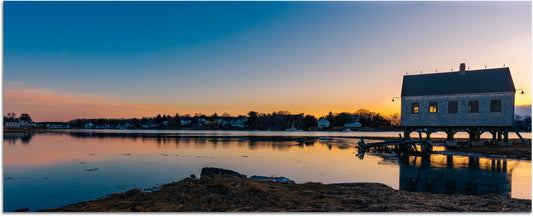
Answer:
(4, 1, 532, 122)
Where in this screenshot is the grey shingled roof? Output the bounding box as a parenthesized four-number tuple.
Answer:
(401, 67, 515, 97)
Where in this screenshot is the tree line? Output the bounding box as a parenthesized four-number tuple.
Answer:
(4, 110, 401, 130)
(62, 109, 399, 130)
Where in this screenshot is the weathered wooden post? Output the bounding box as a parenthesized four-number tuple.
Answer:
(501, 128, 510, 146)
(443, 127, 458, 147)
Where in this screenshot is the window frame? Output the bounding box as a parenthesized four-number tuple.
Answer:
(490, 99, 502, 113)
(429, 102, 438, 114)
(411, 102, 420, 114)
(468, 100, 479, 113)
(448, 101, 458, 113)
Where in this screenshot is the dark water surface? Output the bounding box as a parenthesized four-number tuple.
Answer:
(3, 130, 531, 211)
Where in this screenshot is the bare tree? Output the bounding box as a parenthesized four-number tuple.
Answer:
(6, 112, 16, 119)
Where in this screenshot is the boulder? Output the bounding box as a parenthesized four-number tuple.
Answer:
(200, 167, 246, 178)
(250, 175, 295, 184)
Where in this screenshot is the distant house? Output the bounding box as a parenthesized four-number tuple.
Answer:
(514, 117, 531, 131)
(5, 119, 36, 129)
(231, 117, 247, 128)
(48, 124, 69, 128)
(344, 121, 361, 128)
(317, 118, 330, 129)
(84, 123, 95, 129)
(24, 121, 36, 128)
(220, 119, 231, 127)
(180, 119, 191, 126)
(197, 118, 208, 127)
(400, 63, 517, 145)
(142, 121, 159, 128)
(5, 119, 22, 128)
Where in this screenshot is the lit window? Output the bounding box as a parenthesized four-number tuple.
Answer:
(411, 102, 419, 114)
(468, 101, 479, 113)
(429, 102, 438, 113)
(490, 100, 501, 112)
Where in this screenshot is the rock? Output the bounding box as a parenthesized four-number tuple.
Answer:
(190, 174, 196, 179)
(250, 175, 295, 184)
(276, 177, 295, 184)
(200, 167, 246, 178)
(125, 189, 144, 198)
(14, 208, 29, 212)
(249, 175, 271, 181)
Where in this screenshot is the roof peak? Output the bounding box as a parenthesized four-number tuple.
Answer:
(404, 67, 509, 77)
(401, 67, 515, 97)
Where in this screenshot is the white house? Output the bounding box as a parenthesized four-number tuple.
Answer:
(344, 121, 361, 128)
(5, 120, 22, 128)
(317, 118, 330, 129)
(180, 119, 191, 126)
(197, 118, 208, 127)
(231, 117, 247, 128)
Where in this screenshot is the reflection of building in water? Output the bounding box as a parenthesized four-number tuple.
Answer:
(399, 154, 512, 197)
(4, 133, 34, 145)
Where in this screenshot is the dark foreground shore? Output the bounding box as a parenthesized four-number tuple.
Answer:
(41, 171, 531, 212)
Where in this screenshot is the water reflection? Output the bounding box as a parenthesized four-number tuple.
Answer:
(3, 131, 530, 212)
(4, 133, 34, 145)
(398, 154, 512, 197)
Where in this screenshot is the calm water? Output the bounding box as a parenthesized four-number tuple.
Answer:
(52, 129, 533, 139)
(3, 130, 531, 211)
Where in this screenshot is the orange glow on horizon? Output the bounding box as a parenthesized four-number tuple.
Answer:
(3, 87, 405, 122)
(4, 86, 530, 122)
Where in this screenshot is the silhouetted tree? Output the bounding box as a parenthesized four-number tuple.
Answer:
(210, 113, 218, 121)
(334, 112, 352, 127)
(326, 112, 334, 126)
(156, 114, 163, 124)
(247, 111, 259, 127)
(6, 112, 16, 119)
(19, 113, 32, 122)
(302, 115, 317, 130)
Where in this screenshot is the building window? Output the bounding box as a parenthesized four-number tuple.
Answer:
(429, 102, 438, 113)
(411, 102, 419, 114)
(468, 100, 479, 113)
(448, 101, 458, 113)
(490, 100, 501, 112)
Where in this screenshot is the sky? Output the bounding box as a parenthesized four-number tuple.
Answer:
(3, 1, 532, 122)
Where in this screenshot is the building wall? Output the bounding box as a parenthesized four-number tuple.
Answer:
(400, 92, 514, 127)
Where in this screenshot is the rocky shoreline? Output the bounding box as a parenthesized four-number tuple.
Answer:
(39, 168, 531, 212)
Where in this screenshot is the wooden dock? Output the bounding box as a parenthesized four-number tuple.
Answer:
(356, 132, 433, 159)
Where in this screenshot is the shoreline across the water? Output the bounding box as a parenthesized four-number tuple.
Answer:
(5, 129, 531, 160)
(38, 167, 531, 212)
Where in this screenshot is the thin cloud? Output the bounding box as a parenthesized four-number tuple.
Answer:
(4, 88, 181, 122)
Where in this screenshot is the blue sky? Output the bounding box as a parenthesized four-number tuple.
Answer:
(4, 1, 531, 121)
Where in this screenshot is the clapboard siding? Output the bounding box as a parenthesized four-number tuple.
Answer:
(401, 92, 515, 127)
